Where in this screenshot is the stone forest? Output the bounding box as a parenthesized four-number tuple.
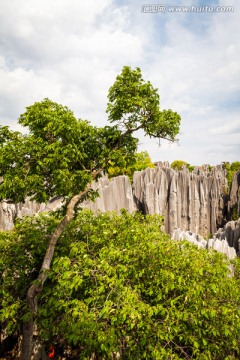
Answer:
(0, 67, 240, 359)
(1, 162, 240, 359)
(1, 162, 239, 256)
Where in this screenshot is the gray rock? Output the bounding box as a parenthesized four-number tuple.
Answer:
(0, 201, 16, 230)
(171, 229, 206, 249)
(0, 165, 239, 246)
(0, 197, 63, 231)
(215, 218, 240, 254)
(82, 175, 136, 214)
(171, 228, 237, 260)
(132, 164, 228, 237)
(0, 176, 135, 230)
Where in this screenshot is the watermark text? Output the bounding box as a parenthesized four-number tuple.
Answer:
(141, 4, 234, 13)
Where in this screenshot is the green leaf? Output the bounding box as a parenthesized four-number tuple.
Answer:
(194, 341, 199, 349)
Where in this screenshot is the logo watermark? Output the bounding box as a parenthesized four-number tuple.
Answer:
(141, 4, 234, 13)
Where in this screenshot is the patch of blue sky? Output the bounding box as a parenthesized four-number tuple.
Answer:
(216, 95, 240, 112)
(180, 12, 213, 35)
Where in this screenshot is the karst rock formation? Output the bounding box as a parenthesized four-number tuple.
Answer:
(133, 163, 230, 237)
(171, 228, 237, 260)
(0, 164, 239, 255)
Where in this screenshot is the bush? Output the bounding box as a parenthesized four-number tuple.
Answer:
(1, 211, 240, 359)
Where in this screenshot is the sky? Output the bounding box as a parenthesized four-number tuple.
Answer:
(0, 0, 239, 166)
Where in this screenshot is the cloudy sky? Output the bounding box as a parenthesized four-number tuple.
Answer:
(0, 0, 239, 166)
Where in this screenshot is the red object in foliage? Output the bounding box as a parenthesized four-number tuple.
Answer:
(48, 345, 55, 358)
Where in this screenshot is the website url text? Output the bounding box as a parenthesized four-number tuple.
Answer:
(141, 4, 234, 13)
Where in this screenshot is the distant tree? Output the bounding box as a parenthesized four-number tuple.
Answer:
(0, 66, 181, 360)
(230, 161, 240, 172)
(107, 150, 155, 180)
(171, 160, 194, 172)
(223, 161, 240, 186)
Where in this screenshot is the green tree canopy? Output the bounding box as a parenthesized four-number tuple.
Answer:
(171, 160, 194, 172)
(223, 161, 240, 186)
(107, 66, 181, 141)
(1, 211, 239, 359)
(0, 99, 138, 203)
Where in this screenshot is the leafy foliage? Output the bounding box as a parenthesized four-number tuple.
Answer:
(107, 66, 181, 141)
(107, 151, 155, 180)
(0, 67, 181, 205)
(0, 215, 59, 334)
(1, 211, 239, 359)
(223, 161, 240, 186)
(171, 160, 194, 172)
(0, 66, 182, 359)
(0, 99, 138, 204)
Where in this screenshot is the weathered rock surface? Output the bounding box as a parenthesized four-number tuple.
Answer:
(0, 201, 16, 231)
(0, 165, 239, 251)
(171, 228, 237, 260)
(82, 175, 136, 214)
(0, 197, 63, 231)
(132, 163, 228, 237)
(0, 176, 135, 230)
(215, 218, 240, 255)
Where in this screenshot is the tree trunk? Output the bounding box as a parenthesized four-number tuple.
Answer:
(20, 321, 34, 360)
(20, 173, 99, 360)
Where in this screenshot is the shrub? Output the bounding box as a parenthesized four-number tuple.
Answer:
(1, 211, 239, 359)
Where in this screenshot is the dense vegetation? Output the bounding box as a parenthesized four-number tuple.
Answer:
(1, 210, 239, 359)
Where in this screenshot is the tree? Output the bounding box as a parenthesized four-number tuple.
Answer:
(223, 161, 240, 186)
(107, 150, 155, 180)
(1, 211, 239, 359)
(107, 66, 181, 141)
(171, 160, 194, 172)
(0, 66, 181, 359)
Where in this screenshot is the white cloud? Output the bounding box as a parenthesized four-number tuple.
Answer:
(0, 0, 239, 165)
(209, 118, 240, 136)
(0, 0, 143, 127)
(136, 0, 240, 164)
